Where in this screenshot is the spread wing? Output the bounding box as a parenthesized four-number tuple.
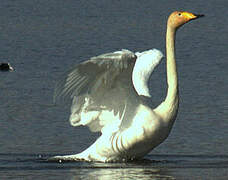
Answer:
(54, 49, 163, 134)
(54, 49, 138, 133)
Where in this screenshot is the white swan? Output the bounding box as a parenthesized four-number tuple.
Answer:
(51, 11, 204, 162)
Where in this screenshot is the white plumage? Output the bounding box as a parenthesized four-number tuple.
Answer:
(51, 11, 203, 162)
(133, 49, 163, 97)
(52, 49, 168, 162)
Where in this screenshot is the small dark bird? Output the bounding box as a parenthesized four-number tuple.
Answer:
(0, 63, 14, 71)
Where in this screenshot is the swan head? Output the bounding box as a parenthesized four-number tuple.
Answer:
(168, 11, 204, 29)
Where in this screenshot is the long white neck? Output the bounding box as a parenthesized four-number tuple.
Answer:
(165, 26, 179, 105)
(154, 25, 179, 124)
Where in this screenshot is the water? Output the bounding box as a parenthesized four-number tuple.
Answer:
(0, 0, 227, 179)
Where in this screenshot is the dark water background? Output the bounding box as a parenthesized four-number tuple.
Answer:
(0, 0, 227, 179)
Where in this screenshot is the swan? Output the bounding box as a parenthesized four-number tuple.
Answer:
(50, 11, 204, 162)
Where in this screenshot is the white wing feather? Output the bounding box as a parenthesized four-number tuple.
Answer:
(54, 49, 163, 134)
(133, 49, 163, 97)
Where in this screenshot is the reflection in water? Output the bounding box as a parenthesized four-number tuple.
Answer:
(69, 166, 174, 180)
(1, 154, 228, 179)
(45, 154, 228, 179)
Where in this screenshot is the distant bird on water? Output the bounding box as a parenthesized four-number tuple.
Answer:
(50, 11, 204, 162)
(0, 63, 14, 71)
